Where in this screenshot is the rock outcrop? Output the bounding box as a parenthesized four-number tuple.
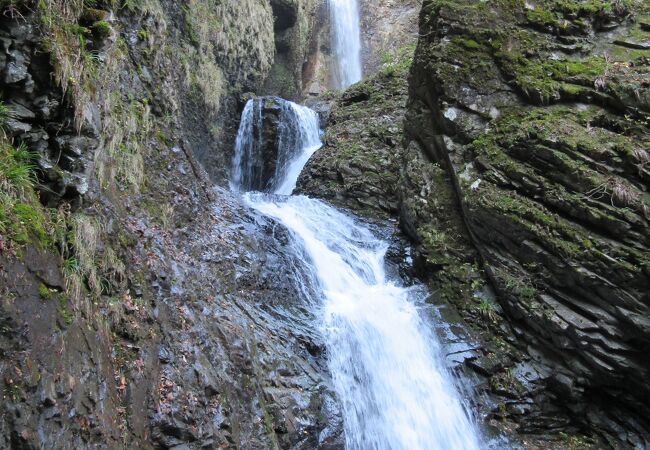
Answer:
(404, 0, 649, 446)
(0, 12, 96, 207)
(297, 61, 410, 216)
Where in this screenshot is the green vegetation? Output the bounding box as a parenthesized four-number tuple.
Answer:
(38, 283, 52, 300)
(90, 20, 111, 39)
(494, 34, 609, 104)
(0, 138, 58, 251)
(58, 294, 73, 326)
(556, 432, 597, 449)
(0, 101, 11, 125)
(0, 95, 127, 324)
(380, 44, 417, 77)
(476, 299, 498, 323)
(96, 93, 152, 192)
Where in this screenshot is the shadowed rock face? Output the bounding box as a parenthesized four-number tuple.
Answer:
(0, 16, 97, 208)
(271, 0, 300, 30)
(0, 3, 341, 449)
(404, 0, 649, 445)
(265, 0, 319, 101)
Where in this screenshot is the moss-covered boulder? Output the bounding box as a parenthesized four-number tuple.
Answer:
(405, 0, 649, 445)
(297, 47, 415, 217)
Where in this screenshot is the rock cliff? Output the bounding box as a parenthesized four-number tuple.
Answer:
(2, 0, 649, 448)
(0, 0, 340, 448)
(405, 1, 649, 446)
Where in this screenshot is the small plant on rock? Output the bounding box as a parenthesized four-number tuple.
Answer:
(477, 299, 498, 323)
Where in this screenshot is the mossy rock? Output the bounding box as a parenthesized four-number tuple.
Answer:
(407, 0, 650, 441)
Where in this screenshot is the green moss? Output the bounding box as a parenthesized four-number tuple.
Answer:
(57, 294, 73, 326)
(498, 50, 607, 104)
(38, 283, 52, 300)
(0, 137, 71, 254)
(81, 7, 108, 23)
(459, 38, 481, 50)
(496, 267, 538, 304)
(13, 203, 48, 246)
(380, 44, 417, 77)
(0, 101, 10, 126)
(91, 20, 111, 39)
(556, 432, 597, 449)
(526, 7, 558, 26)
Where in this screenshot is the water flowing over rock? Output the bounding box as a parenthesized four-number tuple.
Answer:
(230, 96, 321, 193)
(296, 1, 650, 446)
(232, 96, 486, 448)
(3, 0, 648, 447)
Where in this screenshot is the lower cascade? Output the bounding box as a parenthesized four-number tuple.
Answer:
(231, 99, 483, 449)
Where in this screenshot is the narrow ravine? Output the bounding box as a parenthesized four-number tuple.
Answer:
(231, 98, 483, 449)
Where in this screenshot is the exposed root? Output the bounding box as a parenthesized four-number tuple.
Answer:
(631, 147, 649, 174)
(585, 176, 639, 208)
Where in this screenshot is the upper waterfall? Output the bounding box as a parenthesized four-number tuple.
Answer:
(329, 0, 363, 88)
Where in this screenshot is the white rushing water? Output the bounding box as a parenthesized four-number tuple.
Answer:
(230, 98, 321, 194)
(231, 98, 483, 449)
(329, 0, 363, 88)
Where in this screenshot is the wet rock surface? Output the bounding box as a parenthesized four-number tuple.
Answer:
(0, 177, 343, 450)
(233, 97, 287, 192)
(1, 0, 648, 448)
(0, 2, 341, 449)
(137, 186, 342, 450)
(404, 0, 650, 446)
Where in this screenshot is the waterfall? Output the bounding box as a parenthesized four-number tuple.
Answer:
(230, 99, 263, 192)
(329, 0, 363, 88)
(272, 101, 322, 195)
(230, 97, 321, 194)
(230, 99, 484, 449)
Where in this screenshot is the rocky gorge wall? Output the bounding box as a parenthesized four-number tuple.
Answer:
(0, 0, 345, 448)
(299, 0, 650, 448)
(405, 1, 649, 446)
(2, 0, 648, 448)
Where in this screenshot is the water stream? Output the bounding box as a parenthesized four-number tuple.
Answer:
(329, 0, 363, 88)
(231, 98, 484, 449)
